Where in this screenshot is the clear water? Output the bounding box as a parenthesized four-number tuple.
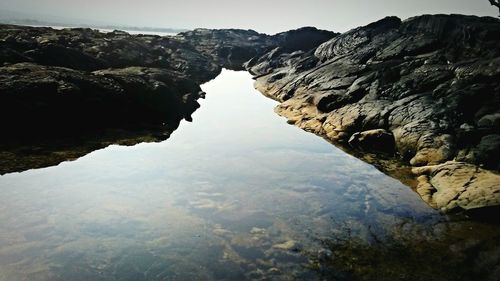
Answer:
(1, 70, 495, 280)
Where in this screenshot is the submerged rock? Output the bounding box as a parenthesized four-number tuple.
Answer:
(272, 240, 300, 251)
(247, 15, 500, 212)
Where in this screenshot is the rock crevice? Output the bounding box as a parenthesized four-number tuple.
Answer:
(246, 15, 500, 212)
(1, 15, 499, 211)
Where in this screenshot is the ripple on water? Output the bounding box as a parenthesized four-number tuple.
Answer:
(0, 70, 499, 280)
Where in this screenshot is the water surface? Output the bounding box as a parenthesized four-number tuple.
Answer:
(1, 70, 498, 280)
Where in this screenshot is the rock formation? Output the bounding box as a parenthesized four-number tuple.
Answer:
(0, 24, 334, 174)
(0, 15, 499, 212)
(246, 15, 500, 212)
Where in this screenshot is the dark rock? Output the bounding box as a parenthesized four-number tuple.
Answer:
(0, 63, 201, 141)
(0, 24, 334, 174)
(248, 14, 500, 211)
(2, 16, 497, 211)
(348, 129, 396, 153)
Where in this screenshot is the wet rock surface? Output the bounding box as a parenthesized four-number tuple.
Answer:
(246, 15, 500, 211)
(0, 24, 335, 174)
(1, 15, 498, 211)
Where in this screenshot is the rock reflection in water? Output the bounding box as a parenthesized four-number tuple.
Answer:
(0, 70, 498, 280)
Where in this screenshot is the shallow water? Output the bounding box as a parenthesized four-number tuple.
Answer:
(0, 70, 498, 280)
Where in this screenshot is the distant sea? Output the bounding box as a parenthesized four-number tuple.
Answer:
(32, 25, 180, 36)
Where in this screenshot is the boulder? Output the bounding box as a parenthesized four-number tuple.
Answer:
(348, 129, 395, 153)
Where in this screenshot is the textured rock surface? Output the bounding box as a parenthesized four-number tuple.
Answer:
(247, 15, 500, 211)
(413, 162, 500, 211)
(1, 16, 498, 211)
(0, 24, 335, 174)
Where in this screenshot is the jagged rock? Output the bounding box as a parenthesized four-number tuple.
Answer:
(1, 16, 498, 212)
(248, 14, 500, 211)
(0, 63, 201, 137)
(0, 24, 334, 174)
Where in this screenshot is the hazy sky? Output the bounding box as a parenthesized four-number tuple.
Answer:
(0, 0, 498, 33)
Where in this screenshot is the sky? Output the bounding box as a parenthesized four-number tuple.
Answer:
(0, 0, 498, 34)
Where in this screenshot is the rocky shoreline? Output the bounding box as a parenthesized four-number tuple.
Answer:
(0, 15, 499, 212)
(0, 24, 335, 174)
(246, 15, 500, 212)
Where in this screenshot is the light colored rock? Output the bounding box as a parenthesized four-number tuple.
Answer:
(272, 240, 298, 251)
(267, 268, 281, 275)
(413, 162, 500, 211)
(249, 15, 500, 212)
(250, 227, 266, 235)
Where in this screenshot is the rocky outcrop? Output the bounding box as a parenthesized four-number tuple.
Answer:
(176, 27, 337, 71)
(0, 62, 204, 174)
(2, 16, 498, 212)
(246, 15, 500, 212)
(0, 24, 335, 174)
(0, 63, 202, 135)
